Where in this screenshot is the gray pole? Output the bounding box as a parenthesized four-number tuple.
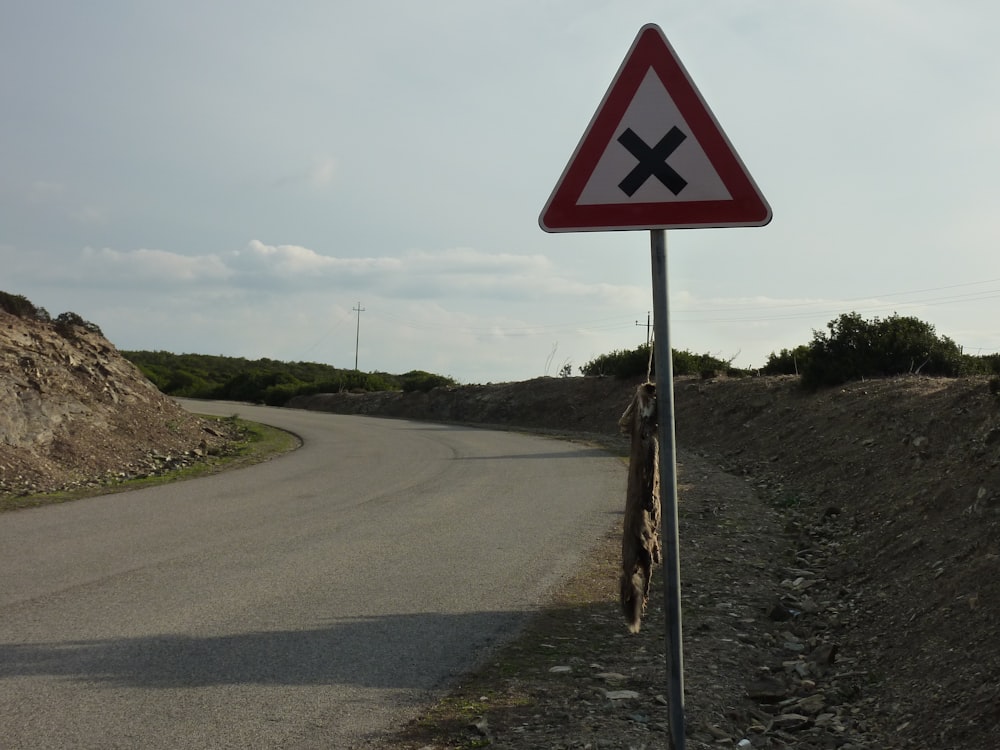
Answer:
(353, 302, 365, 370)
(650, 229, 686, 749)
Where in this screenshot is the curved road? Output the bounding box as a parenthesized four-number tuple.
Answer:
(0, 401, 624, 749)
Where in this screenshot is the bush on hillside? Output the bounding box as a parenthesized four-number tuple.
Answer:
(214, 370, 297, 402)
(673, 349, 746, 378)
(580, 344, 654, 378)
(0, 292, 103, 338)
(964, 353, 1000, 377)
(122, 351, 448, 405)
(399, 370, 457, 392)
(53, 311, 103, 339)
(800, 312, 967, 388)
(268, 371, 396, 404)
(0, 291, 50, 321)
(762, 345, 812, 376)
(580, 343, 742, 379)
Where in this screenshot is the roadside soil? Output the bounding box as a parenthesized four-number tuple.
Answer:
(292, 375, 1000, 750)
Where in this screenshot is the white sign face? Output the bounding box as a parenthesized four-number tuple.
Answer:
(539, 24, 771, 232)
(576, 69, 732, 206)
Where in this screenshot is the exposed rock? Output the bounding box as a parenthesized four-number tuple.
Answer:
(747, 676, 790, 702)
(602, 690, 640, 701)
(0, 308, 235, 498)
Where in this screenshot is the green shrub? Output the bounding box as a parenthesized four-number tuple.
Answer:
(801, 312, 967, 388)
(580, 344, 740, 379)
(134, 363, 170, 391)
(122, 351, 456, 405)
(215, 370, 299, 402)
(261, 382, 302, 406)
(165, 369, 213, 398)
(964, 354, 1000, 377)
(672, 349, 743, 377)
(0, 291, 50, 320)
(762, 345, 811, 376)
(399, 370, 457, 392)
(287, 372, 395, 399)
(53, 311, 103, 339)
(580, 344, 653, 378)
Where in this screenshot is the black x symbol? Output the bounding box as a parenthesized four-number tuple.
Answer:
(617, 126, 688, 197)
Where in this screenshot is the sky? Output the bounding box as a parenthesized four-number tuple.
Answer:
(2, 1, 999, 384)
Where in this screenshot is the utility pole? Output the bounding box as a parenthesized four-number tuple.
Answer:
(636, 311, 651, 346)
(353, 302, 365, 370)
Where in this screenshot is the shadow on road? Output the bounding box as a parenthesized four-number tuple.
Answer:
(0, 610, 525, 690)
(451, 446, 613, 461)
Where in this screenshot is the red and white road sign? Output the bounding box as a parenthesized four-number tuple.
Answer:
(539, 23, 771, 232)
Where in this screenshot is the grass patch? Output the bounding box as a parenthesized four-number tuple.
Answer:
(209, 415, 301, 469)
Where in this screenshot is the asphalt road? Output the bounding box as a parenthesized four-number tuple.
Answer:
(0, 401, 625, 749)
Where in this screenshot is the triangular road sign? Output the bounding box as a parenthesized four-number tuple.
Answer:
(539, 24, 771, 232)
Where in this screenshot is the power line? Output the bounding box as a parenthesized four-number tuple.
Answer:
(353, 276, 1000, 341)
(296, 312, 353, 359)
(672, 278, 1000, 316)
(367, 309, 636, 336)
(673, 288, 1000, 324)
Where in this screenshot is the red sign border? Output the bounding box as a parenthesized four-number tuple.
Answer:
(539, 24, 772, 232)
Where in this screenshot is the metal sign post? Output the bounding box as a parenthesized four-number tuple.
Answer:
(538, 22, 772, 750)
(650, 229, 685, 749)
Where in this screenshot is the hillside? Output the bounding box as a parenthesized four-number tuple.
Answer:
(674, 374, 1000, 747)
(0, 309, 236, 498)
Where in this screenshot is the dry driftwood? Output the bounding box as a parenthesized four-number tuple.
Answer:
(618, 381, 660, 633)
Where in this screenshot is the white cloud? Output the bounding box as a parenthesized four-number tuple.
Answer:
(81, 247, 232, 283)
(224, 242, 647, 305)
(231, 240, 403, 284)
(405, 247, 553, 274)
(13, 241, 645, 313)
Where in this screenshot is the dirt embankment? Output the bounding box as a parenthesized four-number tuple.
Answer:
(294, 374, 1000, 749)
(674, 375, 1000, 747)
(0, 309, 232, 497)
(289, 376, 635, 437)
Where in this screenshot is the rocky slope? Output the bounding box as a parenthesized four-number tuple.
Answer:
(0, 309, 231, 498)
(674, 374, 1000, 748)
